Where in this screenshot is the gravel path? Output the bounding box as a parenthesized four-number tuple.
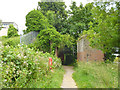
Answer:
(61, 66, 78, 88)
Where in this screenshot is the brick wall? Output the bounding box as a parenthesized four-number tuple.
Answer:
(77, 35, 104, 62)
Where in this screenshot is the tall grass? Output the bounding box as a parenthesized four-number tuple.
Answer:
(73, 61, 118, 88)
(26, 68, 64, 88)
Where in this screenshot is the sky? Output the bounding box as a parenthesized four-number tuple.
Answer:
(0, 0, 92, 34)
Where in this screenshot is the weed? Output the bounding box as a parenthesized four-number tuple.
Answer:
(73, 62, 118, 88)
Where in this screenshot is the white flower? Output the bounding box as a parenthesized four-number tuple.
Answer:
(18, 44, 20, 46)
(4, 79, 7, 82)
(17, 71, 19, 74)
(54, 62, 56, 64)
(24, 56, 27, 58)
(24, 61, 26, 64)
(6, 70, 8, 74)
(29, 71, 32, 74)
(36, 51, 38, 53)
(1, 61, 3, 64)
(11, 62, 14, 65)
(6, 45, 9, 48)
(17, 54, 21, 59)
(13, 68, 15, 71)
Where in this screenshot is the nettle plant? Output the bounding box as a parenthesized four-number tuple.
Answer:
(1, 44, 61, 88)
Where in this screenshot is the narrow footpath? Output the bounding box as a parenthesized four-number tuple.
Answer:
(61, 66, 77, 88)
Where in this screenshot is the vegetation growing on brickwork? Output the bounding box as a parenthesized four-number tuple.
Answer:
(82, 2, 120, 60)
(73, 62, 118, 88)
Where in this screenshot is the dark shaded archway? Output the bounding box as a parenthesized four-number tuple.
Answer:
(58, 46, 75, 65)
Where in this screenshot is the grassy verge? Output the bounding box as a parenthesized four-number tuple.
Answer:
(73, 62, 118, 88)
(26, 68, 64, 88)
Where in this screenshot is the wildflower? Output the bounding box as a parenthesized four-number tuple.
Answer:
(6, 45, 9, 48)
(29, 71, 32, 74)
(36, 51, 38, 53)
(54, 62, 56, 64)
(24, 56, 27, 58)
(17, 71, 19, 74)
(18, 44, 20, 46)
(11, 62, 14, 65)
(1, 61, 3, 64)
(17, 54, 21, 59)
(4, 79, 7, 82)
(24, 61, 26, 64)
(6, 70, 8, 74)
(13, 68, 15, 71)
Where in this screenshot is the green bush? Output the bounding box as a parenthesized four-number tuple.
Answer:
(7, 24, 19, 38)
(1, 44, 62, 88)
(2, 36, 20, 47)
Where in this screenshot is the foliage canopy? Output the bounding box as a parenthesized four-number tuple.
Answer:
(25, 10, 49, 33)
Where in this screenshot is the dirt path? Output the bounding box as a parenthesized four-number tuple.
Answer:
(61, 66, 77, 88)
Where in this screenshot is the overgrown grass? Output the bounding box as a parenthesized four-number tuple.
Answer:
(73, 61, 118, 88)
(26, 68, 64, 88)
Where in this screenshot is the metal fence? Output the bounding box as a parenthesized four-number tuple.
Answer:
(20, 31, 39, 45)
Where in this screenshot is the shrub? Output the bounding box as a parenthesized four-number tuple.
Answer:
(7, 24, 19, 38)
(2, 36, 20, 47)
(1, 44, 62, 88)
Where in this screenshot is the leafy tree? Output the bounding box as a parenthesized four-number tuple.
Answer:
(23, 29, 27, 35)
(25, 9, 49, 33)
(67, 2, 94, 39)
(61, 2, 94, 60)
(82, 2, 119, 61)
(38, 1, 68, 33)
(60, 34, 74, 49)
(36, 27, 62, 53)
(7, 24, 18, 38)
(46, 10, 56, 26)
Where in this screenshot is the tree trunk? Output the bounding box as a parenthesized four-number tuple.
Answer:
(55, 47, 58, 57)
(50, 40, 52, 53)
